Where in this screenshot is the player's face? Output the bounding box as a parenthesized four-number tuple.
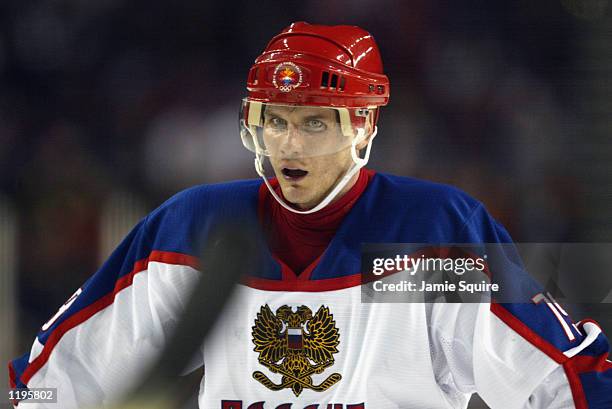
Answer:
(262, 106, 357, 210)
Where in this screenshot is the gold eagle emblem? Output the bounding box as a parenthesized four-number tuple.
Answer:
(251, 304, 341, 396)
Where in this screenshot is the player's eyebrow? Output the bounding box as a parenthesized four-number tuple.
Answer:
(264, 111, 331, 122)
(263, 110, 284, 117)
(303, 114, 328, 121)
(303, 113, 339, 126)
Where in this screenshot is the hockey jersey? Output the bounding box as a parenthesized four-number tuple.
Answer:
(9, 173, 612, 409)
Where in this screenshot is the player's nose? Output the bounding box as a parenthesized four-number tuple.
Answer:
(279, 124, 305, 157)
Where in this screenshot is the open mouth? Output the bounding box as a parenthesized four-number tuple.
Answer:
(281, 168, 308, 181)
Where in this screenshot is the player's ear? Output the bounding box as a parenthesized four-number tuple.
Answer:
(355, 132, 372, 151)
(355, 110, 376, 150)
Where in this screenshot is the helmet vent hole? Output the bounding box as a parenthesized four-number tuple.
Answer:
(339, 76, 346, 91)
(369, 84, 375, 92)
(330, 74, 338, 89)
(321, 71, 330, 88)
(377, 85, 385, 94)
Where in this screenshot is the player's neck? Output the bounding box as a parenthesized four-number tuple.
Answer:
(283, 168, 372, 221)
(291, 169, 363, 213)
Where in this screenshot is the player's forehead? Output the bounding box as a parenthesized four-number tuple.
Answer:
(263, 105, 337, 121)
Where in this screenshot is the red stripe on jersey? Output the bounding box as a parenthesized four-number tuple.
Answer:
(490, 303, 566, 364)
(20, 251, 198, 385)
(244, 245, 492, 292)
(8, 361, 19, 406)
(243, 272, 362, 292)
(563, 362, 589, 409)
(567, 353, 612, 374)
(8, 361, 17, 389)
(149, 251, 199, 270)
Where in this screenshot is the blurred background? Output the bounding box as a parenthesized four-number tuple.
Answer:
(0, 0, 610, 408)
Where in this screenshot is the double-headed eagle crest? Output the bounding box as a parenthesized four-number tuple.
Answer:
(251, 304, 341, 397)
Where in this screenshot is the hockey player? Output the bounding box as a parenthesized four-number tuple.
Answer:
(9, 22, 612, 409)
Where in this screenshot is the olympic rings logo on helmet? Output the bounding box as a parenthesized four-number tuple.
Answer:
(272, 62, 304, 93)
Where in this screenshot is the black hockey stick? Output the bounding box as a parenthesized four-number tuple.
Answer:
(108, 223, 259, 409)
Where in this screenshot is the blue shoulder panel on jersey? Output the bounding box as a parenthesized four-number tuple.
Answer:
(311, 173, 484, 279)
(145, 178, 262, 255)
(146, 178, 283, 280)
(580, 371, 612, 408)
(584, 333, 612, 357)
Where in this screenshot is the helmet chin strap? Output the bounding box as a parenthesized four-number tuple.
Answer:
(254, 127, 377, 215)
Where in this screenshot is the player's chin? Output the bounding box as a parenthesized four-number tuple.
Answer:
(280, 184, 314, 208)
(279, 182, 304, 199)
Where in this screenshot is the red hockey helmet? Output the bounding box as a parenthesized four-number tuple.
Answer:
(245, 21, 390, 108)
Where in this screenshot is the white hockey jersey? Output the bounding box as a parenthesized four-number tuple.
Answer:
(9, 173, 612, 408)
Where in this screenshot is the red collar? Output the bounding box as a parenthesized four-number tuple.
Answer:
(258, 168, 375, 277)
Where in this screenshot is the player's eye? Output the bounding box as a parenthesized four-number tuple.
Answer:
(303, 119, 326, 132)
(266, 116, 287, 130)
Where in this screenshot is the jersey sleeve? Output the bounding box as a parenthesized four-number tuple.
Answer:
(428, 204, 612, 409)
(7, 216, 202, 409)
